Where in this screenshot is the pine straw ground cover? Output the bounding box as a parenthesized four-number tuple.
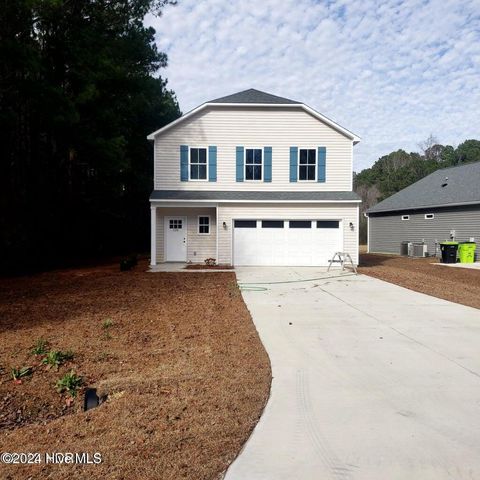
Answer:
(0, 260, 271, 479)
(359, 253, 480, 310)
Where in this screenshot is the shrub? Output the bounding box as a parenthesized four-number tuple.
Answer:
(204, 258, 216, 266)
(102, 318, 113, 329)
(42, 350, 74, 370)
(120, 254, 138, 271)
(31, 338, 49, 355)
(56, 371, 83, 398)
(11, 366, 33, 384)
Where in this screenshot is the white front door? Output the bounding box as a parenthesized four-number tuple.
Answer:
(165, 216, 187, 261)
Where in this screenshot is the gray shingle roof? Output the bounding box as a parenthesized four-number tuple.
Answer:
(368, 161, 480, 214)
(150, 190, 360, 202)
(209, 88, 301, 105)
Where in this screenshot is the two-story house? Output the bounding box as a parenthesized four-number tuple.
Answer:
(147, 89, 361, 267)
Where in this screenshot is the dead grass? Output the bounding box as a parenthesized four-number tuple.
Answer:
(0, 260, 271, 479)
(359, 253, 480, 310)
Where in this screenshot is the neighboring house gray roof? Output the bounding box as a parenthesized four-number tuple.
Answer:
(368, 161, 480, 214)
(150, 190, 360, 202)
(209, 88, 301, 105)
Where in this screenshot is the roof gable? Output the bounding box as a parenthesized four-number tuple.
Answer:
(147, 89, 360, 143)
(209, 88, 300, 104)
(368, 161, 480, 213)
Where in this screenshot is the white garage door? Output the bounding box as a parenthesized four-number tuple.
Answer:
(233, 219, 343, 266)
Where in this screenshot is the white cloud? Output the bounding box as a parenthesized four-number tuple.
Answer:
(146, 0, 480, 171)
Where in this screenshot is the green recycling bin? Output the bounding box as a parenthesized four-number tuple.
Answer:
(458, 242, 476, 263)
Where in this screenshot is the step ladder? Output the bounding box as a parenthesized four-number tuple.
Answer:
(327, 252, 358, 274)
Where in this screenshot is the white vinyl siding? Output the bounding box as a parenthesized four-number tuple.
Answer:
(154, 106, 353, 191)
(156, 207, 216, 263)
(217, 203, 359, 265)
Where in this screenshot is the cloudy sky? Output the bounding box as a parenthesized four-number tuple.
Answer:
(146, 0, 480, 171)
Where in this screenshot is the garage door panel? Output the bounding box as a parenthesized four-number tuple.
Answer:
(234, 219, 342, 266)
(312, 226, 342, 265)
(286, 225, 313, 266)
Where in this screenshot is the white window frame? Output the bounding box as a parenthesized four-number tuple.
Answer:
(198, 215, 210, 235)
(244, 147, 263, 182)
(402, 215, 410, 221)
(298, 148, 317, 182)
(424, 213, 435, 220)
(189, 147, 208, 181)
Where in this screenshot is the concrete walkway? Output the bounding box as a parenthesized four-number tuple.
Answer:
(433, 262, 480, 270)
(225, 267, 480, 480)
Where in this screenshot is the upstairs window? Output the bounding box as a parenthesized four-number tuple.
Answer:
(425, 213, 434, 220)
(190, 148, 207, 180)
(299, 149, 316, 181)
(245, 149, 262, 181)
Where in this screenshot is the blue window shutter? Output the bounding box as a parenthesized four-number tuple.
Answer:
(317, 147, 326, 182)
(180, 145, 188, 181)
(208, 146, 217, 182)
(236, 146, 244, 182)
(289, 147, 298, 182)
(264, 147, 272, 182)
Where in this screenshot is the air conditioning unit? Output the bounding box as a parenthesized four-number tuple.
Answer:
(412, 242, 428, 258)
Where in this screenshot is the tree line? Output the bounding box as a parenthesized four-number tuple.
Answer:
(354, 137, 480, 243)
(0, 0, 180, 274)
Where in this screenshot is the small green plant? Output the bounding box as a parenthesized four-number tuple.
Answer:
(31, 338, 49, 355)
(56, 370, 83, 398)
(228, 281, 240, 298)
(42, 350, 74, 370)
(96, 351, 113, 362)
(11, 366, 33, 384)
(102, 318, 113, 329)
(101, 318, 114, 340)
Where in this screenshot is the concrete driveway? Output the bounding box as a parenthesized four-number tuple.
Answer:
(225, 267, 480, 480)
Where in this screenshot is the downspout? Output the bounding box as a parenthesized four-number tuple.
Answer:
(364, 212, 369, 253)
(215, 204, 219, 263)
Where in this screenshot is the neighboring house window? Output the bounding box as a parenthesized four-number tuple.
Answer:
(425, 213, 434, 220)
(299, 149, 316, 181)
(190, 148, 208, 180)
(245, 149, 262, 181)
(402, 215, 410, 221)
(198, 216, 210, 234)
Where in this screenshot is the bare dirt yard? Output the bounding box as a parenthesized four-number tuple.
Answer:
(0, 260, 271, 480)
(359, 253, 480, 310)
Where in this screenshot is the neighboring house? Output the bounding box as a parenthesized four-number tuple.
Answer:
(366, 161, 480, 255)
(147, 89, 361, 266)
